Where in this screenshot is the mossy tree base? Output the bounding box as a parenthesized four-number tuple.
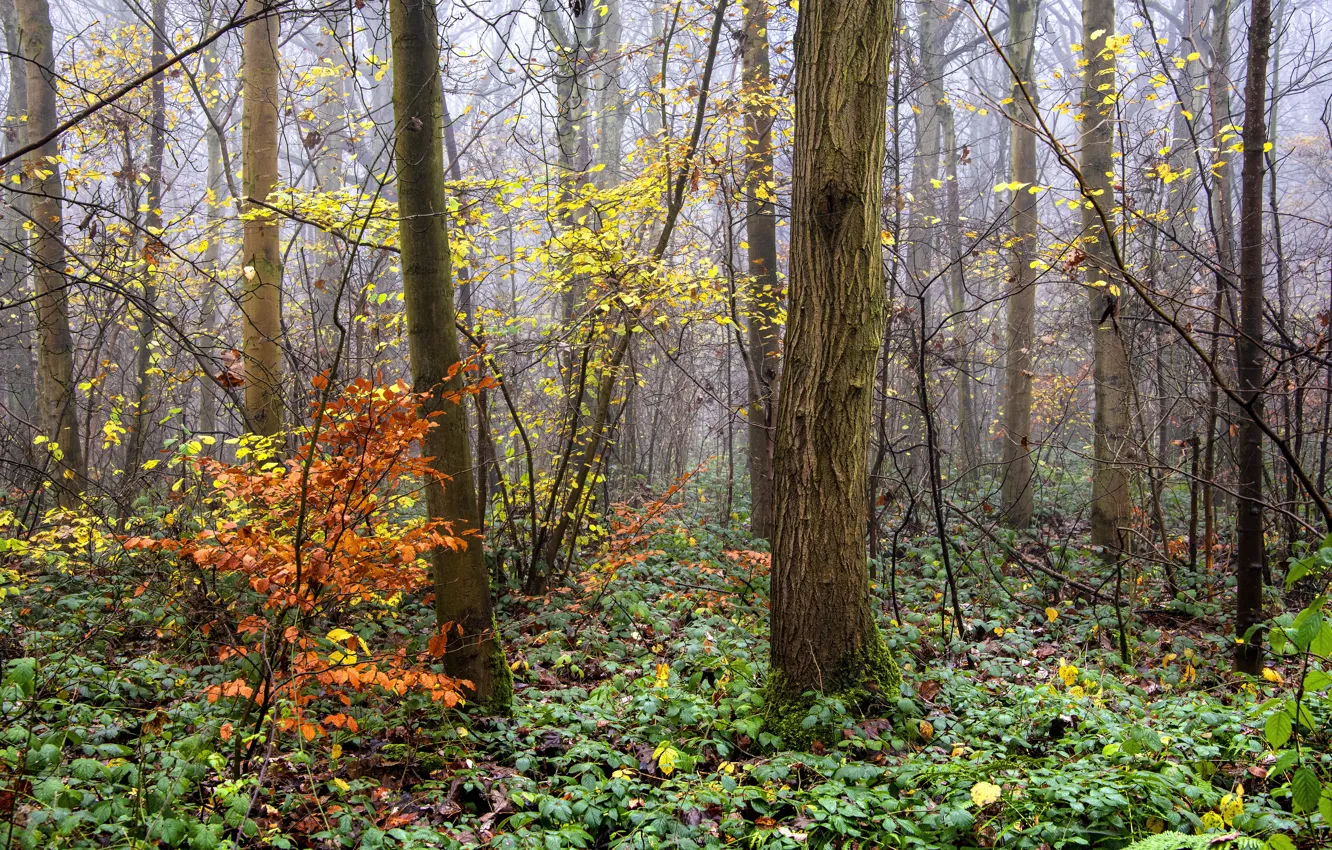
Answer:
(481, 615, 513, 716)
(762, 628, 901, 750)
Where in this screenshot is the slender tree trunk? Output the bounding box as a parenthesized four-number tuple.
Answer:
(17, 0, 83, 506)
(941, 106, 978, 487)
(125, 0, 167, 479)
(1233, 0, 1271, 674)
(241, 0, 283, 436)
(739, 0, 780, 540)
(767, 0, 899, 709)
(1202, 0, 1237, 567)
(1000, 0, 1037, 528)
(390, 0, 508, 709)
(1081, 0, 1132, 555)
(311, 6, 349, 364)
(199, 94, 224, 443)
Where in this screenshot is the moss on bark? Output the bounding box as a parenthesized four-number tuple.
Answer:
(481, 615, 513, 715)
(762, 627, 901, 750)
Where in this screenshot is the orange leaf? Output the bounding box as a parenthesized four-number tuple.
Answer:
(428, 633, 449, 657)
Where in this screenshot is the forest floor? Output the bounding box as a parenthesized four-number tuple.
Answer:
(0, 499, 1324, 850)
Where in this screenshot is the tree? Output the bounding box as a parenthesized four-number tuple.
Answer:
(738, 0, 781, 540)
(1233, 0, 1271, 674)
(0, 0, 35, 437)
(766, 0, 899, 733)
(1000, 0, 1038, 528)
(17, 0, 83, 507)
(241, 0, 283, 436)
(389, 0, 510, 709)
(1080, 0, 1132, 555)
(124, 0, 168, 479)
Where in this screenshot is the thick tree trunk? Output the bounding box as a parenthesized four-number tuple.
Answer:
(241, 0, 283, 436)
(1233, 0, 1271, 674)
(1081, 0, 1132, 555)
(0, 0, 35, 431)
(739, 0, 780, 540)
(17, 0, 83, 506)
(767, 0, 899, 716)
(390, 0, 509, 710)
(1000, 0, 1037, 528)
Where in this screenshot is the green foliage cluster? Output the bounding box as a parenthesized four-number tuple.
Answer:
(0, 510, 1327, 849)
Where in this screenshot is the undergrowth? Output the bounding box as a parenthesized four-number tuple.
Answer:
(0, 501, 1327, 849)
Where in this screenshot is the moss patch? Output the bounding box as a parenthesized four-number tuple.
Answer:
(762, 626, 901, 750)
(483, 614, 514, 716)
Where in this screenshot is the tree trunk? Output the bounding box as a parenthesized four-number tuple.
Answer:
(241, 0, 283, 436)
(390, 0, 508, 710)
(125, 0, 167, 479)
(941, 106, 978, 488)
(1233, 0, 1271, 674)
(199, 103, 224, 443)
(1081, 0, 1132, 555)
(17, 0, 83, 506)
(0, 0, 35, 434)
(1000, 0, 1037, 528)
(767, 0, 899, 719)
(739, 0, 780, 540)
(311, 6, 350, 365)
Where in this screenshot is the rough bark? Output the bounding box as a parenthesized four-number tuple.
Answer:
(739, 0, 780, 540)
(767, 0, 899, 711)
(1000, 0, 1037, 528)
(241, 0, 283, 436)
(1081, 0, 1133, 554)
(17, 0, 83, 506)
(1233, 0, 1270, 674)
(390, 0, 509, 710)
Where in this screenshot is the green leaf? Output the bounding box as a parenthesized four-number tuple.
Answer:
(1303, 669, 1332, 692)
(157, 818, 188, 846)
(1291, 766, 1321, 813)
(1284, 557, 1311, 588)
(1266, 834, 1297, 850)
(1293, 609, 1321, 651)
(1264, 710, 1292, 748)
(1321, 791, 1332, 826)
(4, 658, 36, 697)
(1269, 627, 1287, 654)
(1313, 623, 1332, 658)
(1272, 749, 1300, 775)
(189, 823, 220, 850)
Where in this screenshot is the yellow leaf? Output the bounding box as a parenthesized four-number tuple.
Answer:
(655, 663, 670, 688)
(971, 781, 1002, 807)
(333, 777, 350, 792)
(326, 628, 354, 642)
(331, 743, 343, 759)
(1045, 607, 1059, 623)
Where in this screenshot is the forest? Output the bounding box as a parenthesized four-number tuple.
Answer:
(0, 0, 1329, 845)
